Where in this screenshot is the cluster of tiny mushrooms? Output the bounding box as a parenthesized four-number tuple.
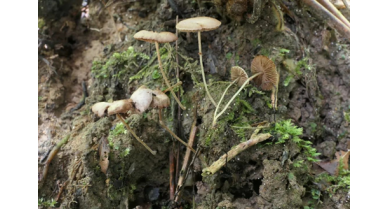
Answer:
(91, 16, 279, 156)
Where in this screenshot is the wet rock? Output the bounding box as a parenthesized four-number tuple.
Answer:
(317, 141, 336, 159)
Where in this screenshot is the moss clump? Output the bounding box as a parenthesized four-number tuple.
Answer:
(272, 120, 321, 162)
(91, 46, 150, 80)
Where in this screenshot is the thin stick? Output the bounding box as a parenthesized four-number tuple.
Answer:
(159, 109, 196, 153)
(175, 108, 197, 202)
(202, 133, 271, 176)
(198, 31, 217, 106)
(155, 42, 186, 110)
(117, 114, 157, 155)
(56, 180, 69, 201)
(163, 81, 182, 93)
(317, 0, 350, 28)
(212, 73, 261, 126)
(169, 151, 176, 200)
(301, 0, 349, 39)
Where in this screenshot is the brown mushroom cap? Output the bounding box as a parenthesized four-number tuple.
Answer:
(230, 66, 248, 87)
(150, 89, 170, 109)
(251, 55, 278, 91)
(176, 17, 221, 32)
(134, 30, 178, 43)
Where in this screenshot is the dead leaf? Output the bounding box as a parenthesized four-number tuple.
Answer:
(317, 150, 350, 176)
(99, 137, 110, 174)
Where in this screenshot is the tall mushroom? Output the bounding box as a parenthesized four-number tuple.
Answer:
(134, 30, 186, 110)
(176, 16, 221, 106)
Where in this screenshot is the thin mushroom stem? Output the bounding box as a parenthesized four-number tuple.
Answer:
(212, 73, 261, 127)
(317, 0, 350, 28)
(159, 109, 196, 153)
(155, 42, 186, 110)
(117, 114, 157, 155)
(301, 0, 349, 39)
(213, 78, 238, 125)
(163, 81, 182, 93)
(197, 31, 217, 106)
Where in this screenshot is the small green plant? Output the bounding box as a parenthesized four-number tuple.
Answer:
(225, 52, 233, 60)
(283, 75, 293, 86)
(279, 48, 290, 56)
(311, 188, 322, 203)
(120, 147, 131, 157)
(38, 198, 57, 208)
(273, 120, 321, 162)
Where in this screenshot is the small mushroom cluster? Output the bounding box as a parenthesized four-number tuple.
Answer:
(91, 85, 194, 155)
(92, 85, 170, 117)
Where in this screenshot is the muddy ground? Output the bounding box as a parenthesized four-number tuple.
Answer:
(38, 0, 350, 208)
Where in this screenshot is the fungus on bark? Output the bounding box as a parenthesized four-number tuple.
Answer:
(133, 30, 186, 110)
(176, 16, 221, 106)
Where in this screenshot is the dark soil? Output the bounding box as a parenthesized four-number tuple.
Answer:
(38, 0, 350, 208)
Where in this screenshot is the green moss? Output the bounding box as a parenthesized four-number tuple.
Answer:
(91, 46, 150, 80)
(38, 18, 45, 29)
(272, 120, 321, 162)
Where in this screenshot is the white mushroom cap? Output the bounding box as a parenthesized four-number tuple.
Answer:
(176, 17, 221, 32)
(92, 102, 112, 117)
(130, 85, 153, 113)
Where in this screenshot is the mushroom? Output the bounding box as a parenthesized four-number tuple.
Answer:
(251, 55, 279, 91)
(176, 16, 221, 106)
(212, 56, 278, 126)
(133, 30, 186, 110)
(251, 55, 279, 110)
(129, 85, 153, 114)
(107, 99, 134, 116)
(231, 66, 248, 87)
(92, 102, 112, 117)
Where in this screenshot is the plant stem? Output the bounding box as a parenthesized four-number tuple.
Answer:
(197, 31, 217, 106)
(301, 0, 349, 39)
(175, 112, 197, 202)
(159, 109, 196, 153)
(117, 114, 157, 155)
(212, 73, 261, 126)
(163, 81, 182, 93)
(155, 42, 186, 110)
(213, 79, 238, 125)
(317, 0, 350, 28)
